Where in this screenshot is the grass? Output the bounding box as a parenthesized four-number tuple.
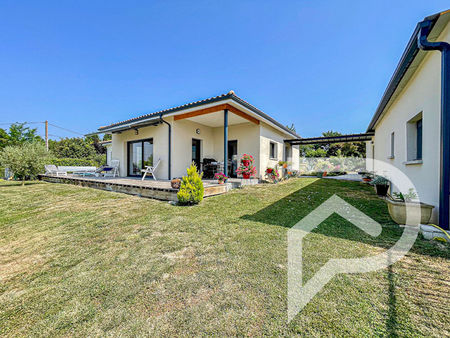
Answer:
(0, 178, 449, 336)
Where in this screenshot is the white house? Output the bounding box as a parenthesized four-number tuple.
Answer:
(366, 10, 450, 227)
(95, 91, 300, 180)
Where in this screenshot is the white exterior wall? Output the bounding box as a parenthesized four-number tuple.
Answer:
(371, 22, 450, 223)
(259, 122, 300, 177)
(105, 144, 112, 166)
(111, 122, 169, 179)
(110, 116, 298, 180)
(172, 119, 215, 178)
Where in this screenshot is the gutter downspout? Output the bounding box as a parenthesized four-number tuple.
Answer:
(418, 19, 450, 230)
(160, 114, 172, 180)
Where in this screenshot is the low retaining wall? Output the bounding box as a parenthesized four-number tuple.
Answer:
(39, 175, 229, 201)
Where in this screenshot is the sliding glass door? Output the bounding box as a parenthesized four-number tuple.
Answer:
(127, 139, 153, 176)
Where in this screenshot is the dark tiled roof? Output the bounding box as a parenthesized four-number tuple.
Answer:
(98, 92, 232, 131)
(98, 91, 300, 138)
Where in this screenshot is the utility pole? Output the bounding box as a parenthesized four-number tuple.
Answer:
(45, 120, 48, 151)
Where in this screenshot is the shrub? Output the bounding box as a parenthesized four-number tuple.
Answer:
(91, 153, 107, 166)
(0, 142, 48, 184)
(314, 159, 332, 172)
(177, 163, 204, 205)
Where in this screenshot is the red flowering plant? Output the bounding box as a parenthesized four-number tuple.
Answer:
(236, 154, 257, 179)
(265, 167, 279, 183)
(214, 172, 228, 183)
(241, 154, 254, 162)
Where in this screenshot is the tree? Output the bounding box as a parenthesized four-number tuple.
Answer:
(299, 130, 366, 158)
(87, 135, 106, 155)
(0, 129, 8, 149)
(177, 163, 204, 205)
(304, 147, 327, 157)
(49, 137, 97, 158)
(0, 123, 43, 149)
(286, 123, 296, 133)
(0, 142, 48, 184)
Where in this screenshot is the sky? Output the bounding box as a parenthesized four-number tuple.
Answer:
(0, 1, 449, 139)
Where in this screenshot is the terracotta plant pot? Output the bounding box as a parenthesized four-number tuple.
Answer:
(218, 179, 224, 184)
(171, 178, 181, 189)
(386, 199, 434, 225)
(323, 171, 327, 177)
(243, 173, 251, 179)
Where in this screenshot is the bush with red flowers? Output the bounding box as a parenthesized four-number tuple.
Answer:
(265, 167, 279, 183)
(236, 154, 257, 179)
(214, 172, 228, 183)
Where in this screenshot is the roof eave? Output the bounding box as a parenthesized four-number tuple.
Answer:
(97, 93, 300, 138)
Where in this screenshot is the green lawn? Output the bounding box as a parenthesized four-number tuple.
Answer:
(0, 179, 449, 336)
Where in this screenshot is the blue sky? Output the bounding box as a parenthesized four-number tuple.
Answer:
(0, 1, 448, 139)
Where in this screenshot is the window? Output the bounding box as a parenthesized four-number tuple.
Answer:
(416, 119, 422, 160)
(269, 142, 277, 159)
(127, 139, 153, 176)
(406, 112, 423, 163)
(389, 132, 395, 158)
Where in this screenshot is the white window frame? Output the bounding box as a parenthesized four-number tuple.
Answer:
(405, 112, 423, 165)
(389, 132, 395, 159)
(269, 141, 277, 160)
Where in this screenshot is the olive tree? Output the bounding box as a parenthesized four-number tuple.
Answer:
(0, 142, 48, 184)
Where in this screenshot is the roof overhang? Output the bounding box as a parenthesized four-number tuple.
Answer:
(367, 10, 450, 132)
(95, 93, 300, 138)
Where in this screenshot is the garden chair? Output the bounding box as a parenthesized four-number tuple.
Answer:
(141, 159, 160, 180)
(98, 160, 119, 178)
(108, 160, 120, 177)
(44, 165, 68, 177)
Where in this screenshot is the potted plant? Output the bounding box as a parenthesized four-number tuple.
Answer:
(171, 177, 181, 189)
(265, 167, 279, 183)
(386, 189, 435, 225)
(278, 161, 288, 169)
(370, 175, 390, 197)
(214, 172, 228, 184)
(237, 166, 257, 179)
(241, 154, 254, 167)
(236, 154, 257, 179)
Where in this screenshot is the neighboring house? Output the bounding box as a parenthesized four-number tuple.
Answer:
(366, 10, 450, 225)
(95, 91, 300, 180)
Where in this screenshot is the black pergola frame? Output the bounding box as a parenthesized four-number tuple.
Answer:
(285, 132, 374, 145)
